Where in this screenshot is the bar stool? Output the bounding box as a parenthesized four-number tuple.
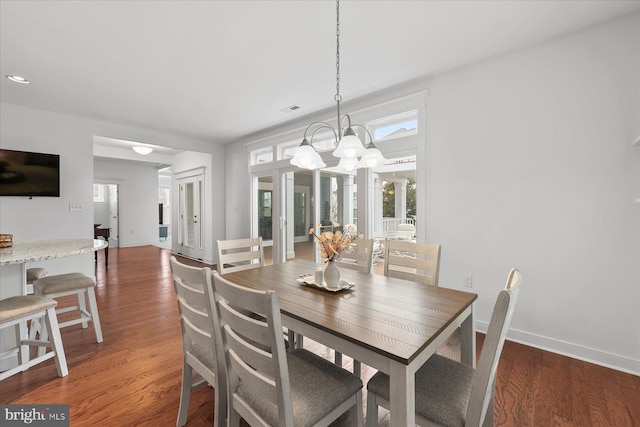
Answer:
(25, 267, 47, 295)
(0, 295, 68, 380)
(31, 273, 103, 356)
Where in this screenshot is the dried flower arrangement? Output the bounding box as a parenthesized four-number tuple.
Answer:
(309, 224, 362, 262)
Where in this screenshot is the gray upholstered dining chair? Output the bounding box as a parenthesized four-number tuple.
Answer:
(216, 236, 264, 275)
(170, 256, 226, 427)
(211, 271, 364, 427)
(383, 240, 441, 286)
(365, 268, 522, 427)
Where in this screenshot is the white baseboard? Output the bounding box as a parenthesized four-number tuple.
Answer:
(0, 351, 18, 372)
(475, 321, 640, 376)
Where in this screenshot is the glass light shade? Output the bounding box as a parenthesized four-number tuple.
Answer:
(290, 141, 326, 170)
(337, 156, 359, 172)
(358, 145, 386, 168)
(132, 146, 153, 155)
(333, 128, 366, 159)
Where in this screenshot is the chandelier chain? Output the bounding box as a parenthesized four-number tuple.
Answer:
(291, 0, 385, 170)
(335, 0, 341, 103)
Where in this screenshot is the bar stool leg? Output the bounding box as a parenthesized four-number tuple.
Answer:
(78, 292, 88, 329)
(36, 321, 49, 358)
(87, 287, 103, 343)
(44, 306, 68, 377)
(16, 321, 29, 368)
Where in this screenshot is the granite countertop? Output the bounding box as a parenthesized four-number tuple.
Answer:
(0, 239, 108, 265)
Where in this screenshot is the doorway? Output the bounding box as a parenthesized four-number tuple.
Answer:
(176, 172, 204, 260)
(93, 183, 119, 247)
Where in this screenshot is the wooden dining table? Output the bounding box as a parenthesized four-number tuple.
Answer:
(223, 259, 478, 427)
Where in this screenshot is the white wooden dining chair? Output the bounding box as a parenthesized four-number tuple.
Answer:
(383, 240, 441, 286)
(365, 268, 522, 427)
(217, 236, 297, 348)
(216, 237, 264, 275)
(334, 238, 374, 376)
(335, 238, 375, 274)
(170, 256, 226, 427)
(211, 271, 364, 427)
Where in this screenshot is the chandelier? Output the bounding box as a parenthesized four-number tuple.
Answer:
(289, 0, 386, 171)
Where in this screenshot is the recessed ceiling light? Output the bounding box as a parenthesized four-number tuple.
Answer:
(132, 146, 153, 155)
(6, 75, 30, 84)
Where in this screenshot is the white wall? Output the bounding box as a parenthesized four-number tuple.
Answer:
(224, 141, 251, 240)
(1, 104, 96, 277)
(425, 13, 639, 373)
(1, 102, 226, 276)
(225, 13, 640, 374)
(94, 159, 159, 247)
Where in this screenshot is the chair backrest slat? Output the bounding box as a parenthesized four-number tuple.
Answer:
(335, 239, 374, 274)
(224, 322, 276, 379)
(219, 300, 273, 351)
(466, 268, 522, 426)
(217, 237, 265, 274)
(383, 240, 441, 286)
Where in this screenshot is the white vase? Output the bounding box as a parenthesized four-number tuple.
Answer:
(324, 261, 341, 288)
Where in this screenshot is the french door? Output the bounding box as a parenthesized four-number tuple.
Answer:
(177, 172, 204, 260)
(253, 167, 358, 265)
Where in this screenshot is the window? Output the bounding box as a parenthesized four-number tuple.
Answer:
(278, 130, 336, 162)
(158, 188, 170, 206)
(250, 147, 273, 165)
(248, 98, 423, 264)
(369, 110, 418, 142)
(93, 184, 105, 202)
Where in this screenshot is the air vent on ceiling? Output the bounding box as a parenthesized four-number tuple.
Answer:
(281, 105, 301, 113)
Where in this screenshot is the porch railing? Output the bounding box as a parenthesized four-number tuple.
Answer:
(382, 217, 415, 233)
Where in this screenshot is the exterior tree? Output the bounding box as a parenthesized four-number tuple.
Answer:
(383, 182, 395, 217)
(383, 178, 416, 219)
(406, 177, 416, 218)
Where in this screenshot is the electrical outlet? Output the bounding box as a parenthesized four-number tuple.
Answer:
(464, 274, 473, 288)
(69, 203, 85, 212)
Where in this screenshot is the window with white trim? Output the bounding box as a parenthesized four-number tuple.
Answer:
(93, 184, 106, 202)
(369, 110, 418, 142)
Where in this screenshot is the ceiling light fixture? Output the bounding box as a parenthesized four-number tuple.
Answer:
(6, 75, 30, 84)
(132, 146, 153, 155)
(290, 0, 386, 171)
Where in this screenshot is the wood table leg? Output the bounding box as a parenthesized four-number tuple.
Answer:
(460, 308, 476, 368)
(389, 360, 415, 427)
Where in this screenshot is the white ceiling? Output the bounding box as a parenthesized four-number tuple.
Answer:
(2, 0, 639, 149)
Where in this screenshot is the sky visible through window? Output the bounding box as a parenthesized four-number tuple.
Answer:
(373, 119, 417, 140)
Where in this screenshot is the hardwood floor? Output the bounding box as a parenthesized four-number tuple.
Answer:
(1, 245, 638, 426)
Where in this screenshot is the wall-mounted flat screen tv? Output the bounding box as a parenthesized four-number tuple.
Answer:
(0, 149, 60, 197)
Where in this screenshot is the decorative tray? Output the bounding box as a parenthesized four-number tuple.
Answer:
(296, 275, 355, 292)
